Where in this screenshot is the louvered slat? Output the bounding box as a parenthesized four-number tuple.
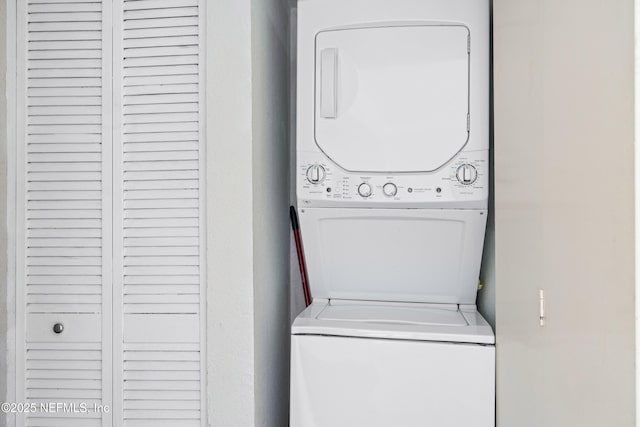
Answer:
(122, 346, 201, 422)
(25, 0, 105, 307)
(26, 345, 103, 416)
(19, 1, 109, 426)
(117, 1, 204, 425)
(18, 1, 204, 425)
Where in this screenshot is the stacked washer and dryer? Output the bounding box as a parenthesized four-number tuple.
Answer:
(290, 0, 493, 425)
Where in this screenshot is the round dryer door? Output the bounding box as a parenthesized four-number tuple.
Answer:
(314, 25, 470, 173)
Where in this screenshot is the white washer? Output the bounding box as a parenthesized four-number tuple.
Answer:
(292, 0, 493, 425)
(291, 300, 495, 427)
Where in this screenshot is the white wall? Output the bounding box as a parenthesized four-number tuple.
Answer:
(206, 0, 292, 426)
(206, 0, 256, 425)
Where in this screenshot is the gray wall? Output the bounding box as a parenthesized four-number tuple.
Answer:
(251, 0, 292, 425)
(494, 0, 636, 425)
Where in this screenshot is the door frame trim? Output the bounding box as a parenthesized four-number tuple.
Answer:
(5, 0, 18, 425)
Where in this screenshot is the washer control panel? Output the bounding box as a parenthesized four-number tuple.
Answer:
(298, 150, 488, 207)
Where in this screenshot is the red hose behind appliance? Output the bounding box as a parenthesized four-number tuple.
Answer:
(290, 206, 312, 307)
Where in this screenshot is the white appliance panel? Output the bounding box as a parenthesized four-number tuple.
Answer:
(290, 334, 495, 427)
(292, 300, 495, 344)
(314, 25, 469, 173)
(297, 149, 488, 209)
(318, 301, 467, 326)
(299, 208, 487, 304)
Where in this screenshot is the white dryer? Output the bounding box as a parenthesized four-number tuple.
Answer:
(292, 0, 493, 425)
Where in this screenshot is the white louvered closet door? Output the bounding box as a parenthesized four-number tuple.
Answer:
(112, 1, 206, 426)
(16, 1, 113, 426)
(15, 1, 206, 426)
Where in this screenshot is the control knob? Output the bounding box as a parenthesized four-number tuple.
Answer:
(456, 164, 478, 185)
(358, 183, 372, 198)
(306, 164, 326, 184)
(383, 182, 397, 197)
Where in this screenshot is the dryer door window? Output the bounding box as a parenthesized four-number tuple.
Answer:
(314, 25, 470, 173)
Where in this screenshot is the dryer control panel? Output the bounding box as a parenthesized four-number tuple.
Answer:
(297, 150, 488, 209)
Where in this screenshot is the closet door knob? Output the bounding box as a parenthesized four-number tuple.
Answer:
(53, 323, 64, 334)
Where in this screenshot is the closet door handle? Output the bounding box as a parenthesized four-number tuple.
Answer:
(53, 323, 64, 334)
(320, 48, 338, 118)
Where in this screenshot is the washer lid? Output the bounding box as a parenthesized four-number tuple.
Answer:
(314, 24, 470, 173)
(318, 302, 467, 326)
(292, 300, 495, 344)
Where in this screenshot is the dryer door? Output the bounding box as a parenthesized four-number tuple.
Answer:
(314, 25, 470, 173)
